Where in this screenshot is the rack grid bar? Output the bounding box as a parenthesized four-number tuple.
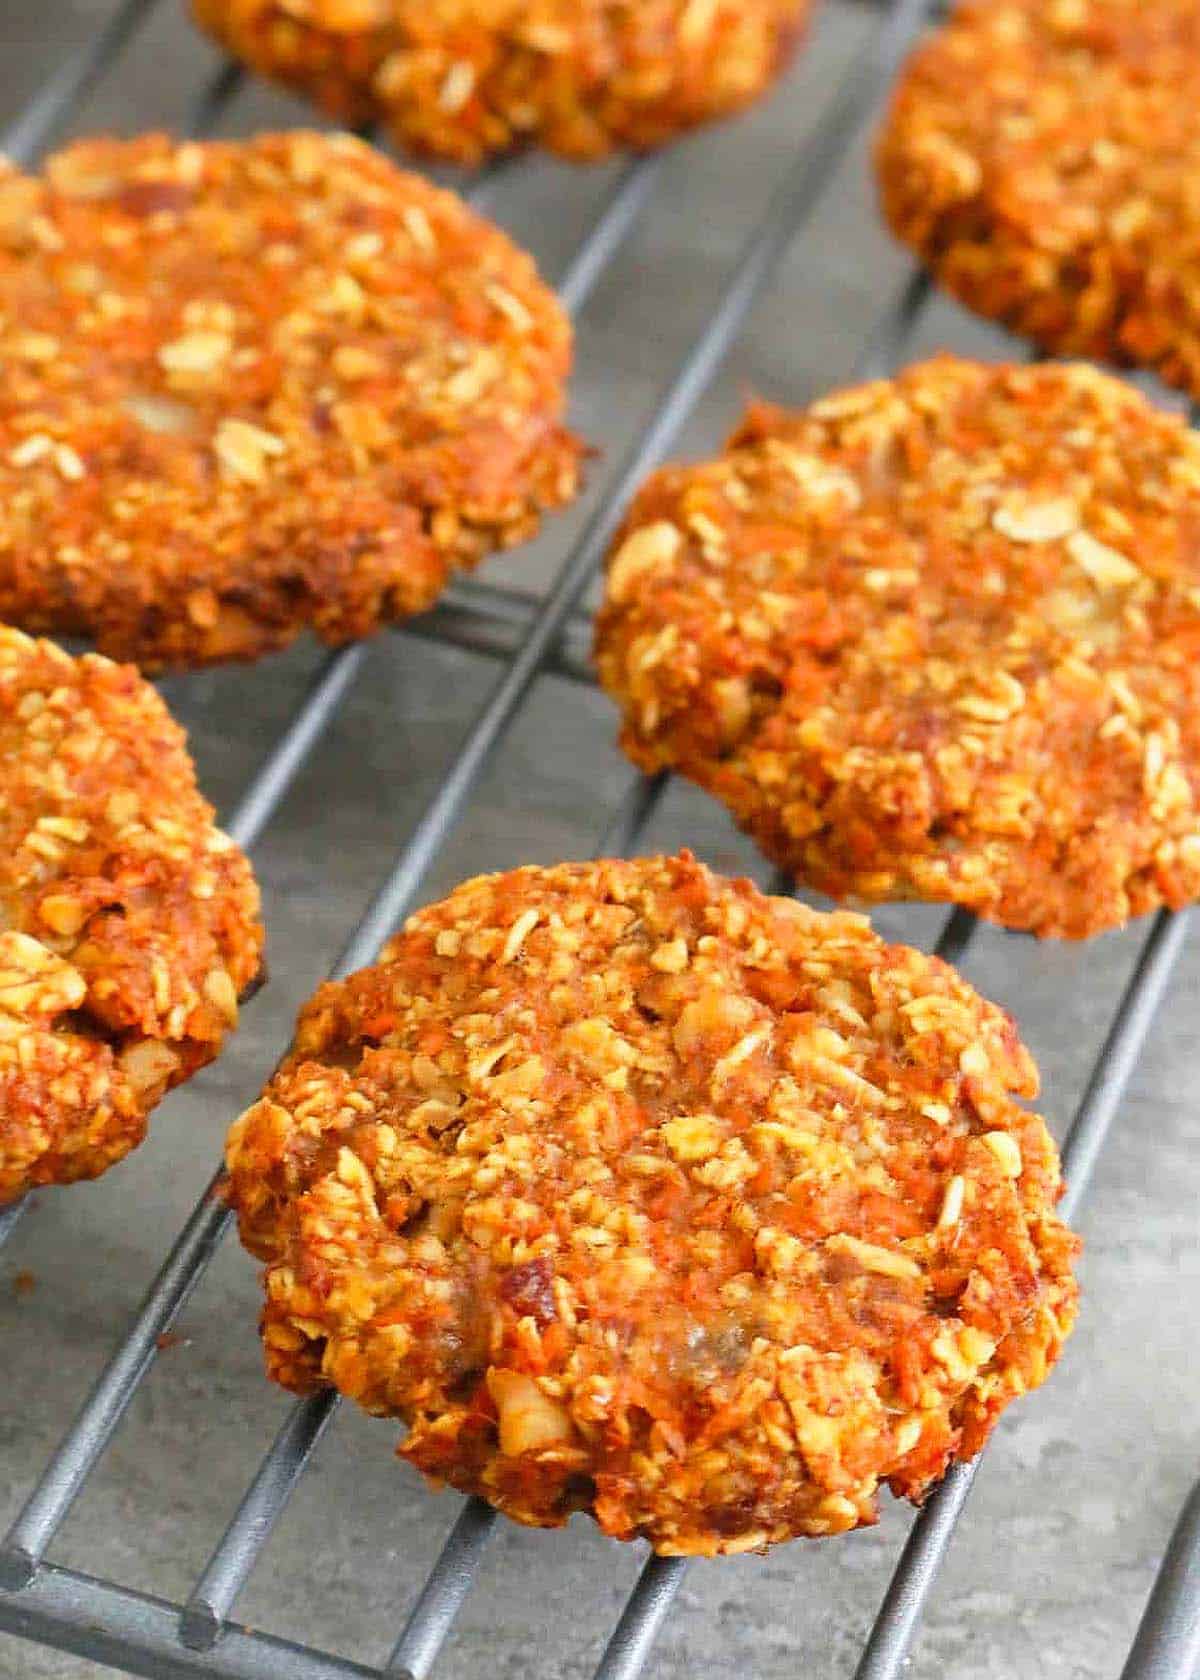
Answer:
(592, 1558, 689, 1680)
(407, 578, 595, 685)
(0, 0, 163, 165)
(383, 1500, 498, 1680)
(856, 268, 932, 384)
(841, 357, 1197, 1680)
(185, 60, 245, 139)
(1, 1561, 381, 1680)
(179, 1391, 340, 1651)
(226, 646, 370, 853)
(1057, 908, 1191, 1228)
(557, 158, 662, 320)
(0, 10, 256, 1275)
(0, 1193, 26, 1249)
(605, 895, 980, 1678)
(369, 772, 680, 1680)
(927, 903, 976, 969)
(0, 1166, 231, 1593)
(556, 259, 1193, 1680)
(0, 642, 385, 1584)
(595, 771, 669, 858)
(1122, 1481, 1200, 1680)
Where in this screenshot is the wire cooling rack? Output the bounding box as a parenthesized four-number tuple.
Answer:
(0, 2, 1199, 1677)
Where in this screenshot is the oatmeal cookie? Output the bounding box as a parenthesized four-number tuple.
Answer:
(0, 626, 263, 1202)
(225, 852, 1079, 1554)
(0, 131, 580, 670)
(191, 0, 811, 165)
(876, 0, 1200, 395)
(594, 358, 1200, 939)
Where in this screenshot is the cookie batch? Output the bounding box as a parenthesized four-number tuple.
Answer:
(21, 0, 1200, 1565)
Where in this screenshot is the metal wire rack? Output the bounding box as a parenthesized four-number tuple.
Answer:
(0, 1, 1198, 1677)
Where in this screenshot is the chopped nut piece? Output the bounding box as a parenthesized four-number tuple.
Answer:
(959, 1043, 990, 1078)
(937, 1175, 965, 1229)
(438, 62, 476, 114)
(9, 433, 53, 467)
(500, 908, 540, 964)
(119, 1038, 182, 1098)
(0, 932, 86, 1019)
(1067, 530, 1140, 589)
(401, 204, 435, 251)
(487, 1369, 574, 1456)
(607, 521, 683, 604)
(992, 498, 1078, 544)
(38, 894, 88, 938)
(826, 1232, 921, 1280)
(158, 329, 233, 375)
(120, 392, 197, 435)
(204, 967, 240, 1025)
(650, 937, 689, 973)
(54, 444, 86, 482)
(214, 417, 285, 484)
(661, 1113, 723, 1162)
(981, 1131, 1023, 1178)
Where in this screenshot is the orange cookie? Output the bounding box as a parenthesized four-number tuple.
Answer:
(192, 0, 811, 165)
(0, 627, 263, 1202)
(226, 853, 1078, 1554)
(0, 131, 580, 669)
(877, 0, 1200, 395)
(595, 358, 1200, 938)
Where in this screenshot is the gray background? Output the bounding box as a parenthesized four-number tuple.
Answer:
(0, 3, 1197, 1677)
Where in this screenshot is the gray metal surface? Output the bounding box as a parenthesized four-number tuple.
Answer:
(0, 2, 1198, 1678)
(1122, 1483, 1200, 1680)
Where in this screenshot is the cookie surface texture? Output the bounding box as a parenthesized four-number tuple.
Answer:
(0, 627, 263, 1202)
(226, 852, 1079, 1554)
(0, 131, 580, 669)
(192, 0, 811, 164)
(876, 0, 1200, 394)
(595, 358, 1200, 938)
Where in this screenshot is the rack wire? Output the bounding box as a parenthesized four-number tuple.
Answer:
(0, 2, 1197, 1677)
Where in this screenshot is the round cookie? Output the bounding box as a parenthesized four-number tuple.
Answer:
(191, 0, 811, 166)
(225, 852, 1079, 1555)
(876, 0, 1200, 394)
(0, 131, 580, 670)
(0, 627, 263, 1203)
(594, 358, 1200, 939)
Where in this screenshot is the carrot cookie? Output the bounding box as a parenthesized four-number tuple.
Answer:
(225, 852, 1079, 1554)
(877, 0, 1200, 395)
(0, 131, 580, 669)
(0, 627, 263, 1202)
(595, 358, 1200, 938)
(191, 0, 811, 165)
